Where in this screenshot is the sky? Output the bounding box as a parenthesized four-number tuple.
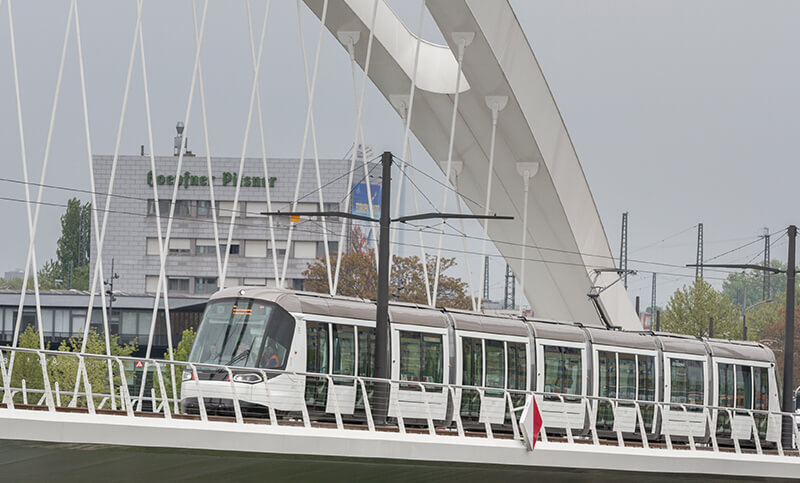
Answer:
(1, 0, 798, 309)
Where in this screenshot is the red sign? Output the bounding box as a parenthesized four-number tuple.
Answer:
(135, 361, 144, 369)
(520, 396, 544, 450)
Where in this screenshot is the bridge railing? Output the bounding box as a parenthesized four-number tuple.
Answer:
(1, 345, 798, 458)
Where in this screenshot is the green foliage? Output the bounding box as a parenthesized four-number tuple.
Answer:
(154, 328, 196, 400)
(48, 328, 137, 407)
(662, 279, 741, 339)
(722, 260, 787, 307)
(9, 326, 47, 403)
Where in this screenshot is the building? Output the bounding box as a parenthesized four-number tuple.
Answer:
(0, 290, 206, 357)
(90, 149, 352, 296)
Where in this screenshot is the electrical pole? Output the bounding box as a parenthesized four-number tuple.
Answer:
(482, 255, 490, 303)
(650, 273, 657, 326)
(763, 227, 770, 300)
(504, 264, 515, 310)
(696, 223, 704, 280)
(782, 225, 796, 449)
(260, 151, 513, 423)
(620, 212, 628, 289)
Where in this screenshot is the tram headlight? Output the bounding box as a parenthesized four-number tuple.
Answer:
(232, 373, 264, 384)
(182, 369, 194, 382)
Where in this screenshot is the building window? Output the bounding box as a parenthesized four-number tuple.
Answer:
(197, 200, 212, 217)
(316, 241, 339, 258)
(294, 241, 317, 259)
(195, 277, 218, 293)
(168, 238, 191, 254)
(146, 238, 161, 256)
(269, 240, 287, 257)
(243, 278, 266, 286)
(244, 240, 267, 258)
(145, 275, 159, 293)
(246, 201, 268, 217)
(147, 200, 170, 217)
(174, 200, 191, 217)
(168, 277, 190, 292)
(196, 239, 217, 255)
(220, 242, 240, 255)
(216, 201, 237, 218)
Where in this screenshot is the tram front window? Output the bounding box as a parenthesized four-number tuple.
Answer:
(189, 298, 294, 370)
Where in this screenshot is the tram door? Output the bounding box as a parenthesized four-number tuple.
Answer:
(305, 321, 357, 416)
(662, 354, 708, 438)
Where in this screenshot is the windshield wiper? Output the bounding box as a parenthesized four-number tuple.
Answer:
(227, 348, 251, 366)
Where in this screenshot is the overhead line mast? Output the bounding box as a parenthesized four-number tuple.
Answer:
(620, 212, 628, 289)
(261, 151, 513, 421)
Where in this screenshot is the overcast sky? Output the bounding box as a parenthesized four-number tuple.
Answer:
(1, 1, 798, 309)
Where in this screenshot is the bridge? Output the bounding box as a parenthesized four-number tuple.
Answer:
(0, 0, 798, 480)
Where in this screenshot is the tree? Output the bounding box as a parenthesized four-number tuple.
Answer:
(722, 260, 787, 308)
(36, 197, 92, 291)
(661, 279, 741, 339)
(759, 304, 800, 391)
(49, 327, 137, 407)
(303, 251, 471, 310)
(154, 327, 196, 400)
(8, 326, 47, 403)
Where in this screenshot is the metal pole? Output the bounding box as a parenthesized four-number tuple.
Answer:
(742, 283, 747, 341)
(374, 151, 392, 422)
(782, 225, 796, 448)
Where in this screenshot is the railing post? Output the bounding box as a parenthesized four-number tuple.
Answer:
(54, 381, 61, 407)
(326, 375, 344, 430)
(37, 353, 55, 411)
(390, 381, 406, 434)
(225, 367, 243, 424)
(726, 408, 740, 454)
(0, 349, 14, 410)
(659, 403, 672, 450)
(478, 387, 493, 439)
(154, 362, 171, 420)
(558, 394, 573, 444)
(419, 382, 435, 436)
(748, 409, 762, 455)
(259, 369, 277, 426)
(505, 390, 520, 441)
(449, 386, 464, 437)
(587, 397, 599, 445)
(634, 401, 649, 449)
(611, 399, 624, 448)
(682, 405, 695, 451)
(704, 406, 718, 452)
(190, 364, 207, 422)
(358, 377, 375, 432)
(115, 358, 134, 418)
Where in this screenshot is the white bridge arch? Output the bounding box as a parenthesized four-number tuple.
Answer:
(305, 0, 639, 329)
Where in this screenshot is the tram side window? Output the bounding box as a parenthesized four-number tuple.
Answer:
(543, 346, 582, 395)
(598, 351, 616, 399)
(462, 337, 482, 386)
(357, 327, 375, 378)
(306, 321, 329, 374)
(754, 367, 769, 411)
(399, 331, 444, 387)
(507, 342, 527, 391)
(332, 324, 355, 376)
(718, 363, 734, 407)
(735, 365, 752, 410)
(638, 355, 655, 401)
(670, 358, 704, 409)
(618, 353, 636, 400)
(485, 340, 505, 389)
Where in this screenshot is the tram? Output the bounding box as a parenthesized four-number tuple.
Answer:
(180, 287, 782, 445)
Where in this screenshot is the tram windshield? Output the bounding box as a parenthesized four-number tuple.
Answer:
(189, 298, 294, 370)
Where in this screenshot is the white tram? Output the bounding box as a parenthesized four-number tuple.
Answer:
(180, 287, 781, 445)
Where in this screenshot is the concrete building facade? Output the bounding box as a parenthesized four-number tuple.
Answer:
(90, 153, 351, 295)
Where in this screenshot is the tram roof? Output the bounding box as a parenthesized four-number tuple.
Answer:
(654, 332, 708, 356)
(704, 338, 775, 363)
(211, 288, 449, 328)
(527, 320, 587, 343)
(445, 310, 529, 337)
(583, 327, 658, 351)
